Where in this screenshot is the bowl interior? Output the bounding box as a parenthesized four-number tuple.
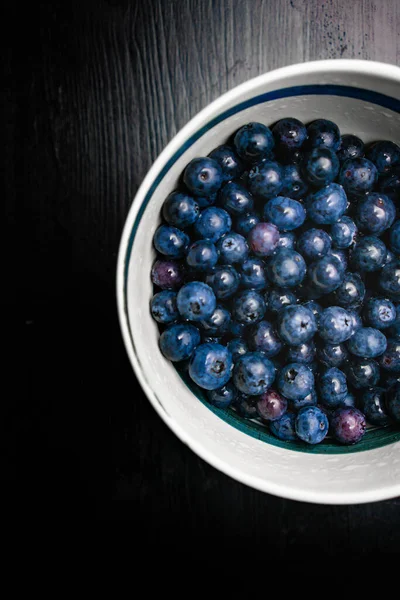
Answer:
(120, 62, 400, 503)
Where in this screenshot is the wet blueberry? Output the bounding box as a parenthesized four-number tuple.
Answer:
(151, 290, 179, 324)
(355, 193, 395, 236)
(307, 254, 345, 294)
(265, 287, 297, 314)
(263, 196, 306, 231)
(363, 297, 396, 330)
(233, 352, 275, 395)
(277, 304, 317, 346)
(278, 231, 297, 250)
(208, 144, 244, 181)
(200, 305, 231, 336)
(347, 327, 387, 358)
(317, 342, 348, 368)
(205, 265, 240, 299)
(267, 249, 307, 288)
(219, 181, 254, 215)
(186, 240, 219, 271)
(286, 340, 316, 365)
(248, 320, 283, 357)
(153, 224, 190, 258)
(232, 289, 266, 324)
(217, 232, 249, 264)
(319, 367, 348, 408)
(189, 343, 233, 390)
(330, 216, 358, 249)
(193, 207, 232, 242)
(162, 191, 199, 229)
(337, 134, 364, 162)
(177, 281, 216, 322)
(385, 383, 400, 421)
(238, 257, 268, 290)
(345, 357, 380, 389)
(306, 119, 341, 151)
(248, 161, 283, 200)
(338, 157, 378, 196)
(277, 363, 314, 400)
(235, 212, 260, 236)
(351, 236, 387, 272)
(234, 122, 275, 163)
(160, 323, 201, 362)
(297, 228, 332, 262)
(306, 183, 347, 225)
(378, 338, 400, 372)
(295, 406, 329, 444)
(318, 306, 354, 344)
(272, 117, 307, 150)
(289, 388, 318, 411)
(303, 147, 340, 187)
(379, 261, 400, 300)
(183, 157, 223, 196)
(227, 338, 249, 362)
(333, 273, 366, 308)
(366, 140, 400, 175)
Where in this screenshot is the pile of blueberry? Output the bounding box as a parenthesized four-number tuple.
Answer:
(150, 117, 400, 445)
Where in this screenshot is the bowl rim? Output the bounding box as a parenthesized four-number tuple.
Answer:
(116, 59, 400, 504)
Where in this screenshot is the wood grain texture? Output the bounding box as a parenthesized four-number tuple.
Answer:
(4, 0, 400, 542)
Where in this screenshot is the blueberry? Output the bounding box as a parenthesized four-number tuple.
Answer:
(280, 164, 309, 200)
(337, 134, 364, 162)
(233, 352, 275, 395)
(351, 236, 387, 272)
(297, 229, 332, 262)
(159, 323, 201, 362)
(338, 157, 378, 196)
(319, 367, 348, 408)
(248, 161, 283, 200)
(238, 257, 268, 290)
(295, 406, 329, 444)
(329, 248, 348, 272)
(306, 119, 341, 151)
(219, 181, 254, 215)
(248, 320, 283, 357)
(286, 340, 316, 365)
(265, 287, 297, 314)
(346, 357, 380, 389)
(207, 382, 238, 409)
(366, 140, 400, 174)
(162, 191, 200, 228)
(303, 147, 340, 187)
(330, 217, 358, 249)
(277, 304, 317, 346)
(248, 222, 280, 257)
(277, 231, 297, 250)
(269, 412, 297, 441)
(208, 145, 244, 181)
(330, 407, 366, 444)
(356, 193, 396, 238)
(235, 212, 260, 236)
(256, 389, 288, 422)
(216, 232, 249, 264)
(363, 297, 396, 330)
(277, 363, 315, 400)
(378, 338, 400, 372)
(177, 281, 216, 322)
(385, 383, 400, 421)
(333, 273, 366, 308)
(193, 207, 232, 242)
(289, 388, 318, 411)
(307, 254, 344, 294)
(189, 342, 233, 390)
(319, 306, 355, 344)
(378, 166, 400, 201)
(263, 196, 306, 231)
(200, 305, 231, 336)
(347, 327, 387, 358)
(267, 249, 306, 288)
(379, 261, 400, 300)
(234, 394, 258, 418)
(232, 289, 266, 325)
(272, 117, 307, 150)
(151, 259, 184, 290)
(151, 291, 179, 324)
(153, 224, 190, 258)
(306, 183, 347, 225)
(390, 220, 400, 255)
(183, 157, 223, 196)
(227, 338, 249, 362)
(234, 122, 275, 163)
(317, 342, 348, 368)
(186, 240, 219, 271)
(205, 265, 240, 299)
(360, 387, 391, 426)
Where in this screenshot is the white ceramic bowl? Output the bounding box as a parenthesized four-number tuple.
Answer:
(117, 60, 400, 504)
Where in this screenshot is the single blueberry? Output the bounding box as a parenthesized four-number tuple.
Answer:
(263, 196, 306, 231)
(317, 342, 348, 368)
(303, 147, 340, 187)
(232, 289, 266, 325)
(207, 382, 238, 409)
(265, 287, 297, 314)
(366, 140, 400, 174)
(307, 254, 345, 294)
(248, 320, 283, 357)
(295, 405, 329, 445)
(200, 305, 231, 336)
(385, 383, 400, 422)
(330, 408, 366, 444)
(319, 367, 348, 408)
(248, 222, 280, 257)
(159, 323, 201, 362)
(379, 261, 400, 300)
(248, 161, 283, 200)
(189, 343, 233, 390)
(177, 281, 217, 322)
(297, 228, 332, 262)
(355, 193, 395, 236)
(256, 389, 288, 422)
(280, 164, 309, 200)
(151, 259, 184, 290)
(234, 122, 275, 163)
(153, 224, 190, 258)
(193, 207, 232, 242)
(286, 340, 316, 365)
(345, 357, 380, 389)
(267, 249, 307, 288)
(208, 144, 244, 181)
(227, 338, 249, 362)
(351, 236, 387, 272)
(238, 257, 268, 290)
(337, 134, 364, 162)
(218, 181, 254, 217)
(360, 387, 391, 426)
(363, 297, 396, 330)
(277, 231, 297, 250)
(277, 363, 315, 400)
(306, 183, 347, 225)
(162, 191, 199, 228)
(233, 352, 275, 395)
(378, 338, 400, 372)
(330, 217, 358, 249)
(333, 273, 366, 308)
(183, 157, 223, 196)
(347, 327, 388, 358)
(235, 212, 260, 236)
(186, 240, 219, 271)
(151, 291, 179, 324)
(269, 412, 297, 441)
(338, 157, 378, 196)
(306, 119, 341, 151)
(272, 117, 307, 150)
(205, 265, 240, 299)
(277, 304, 317, 346)
(216, 232, 249, 265)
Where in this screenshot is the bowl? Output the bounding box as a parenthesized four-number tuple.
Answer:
(117, 60, 400, 504)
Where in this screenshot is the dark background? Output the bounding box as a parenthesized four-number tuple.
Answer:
(4, 0, 400, 550)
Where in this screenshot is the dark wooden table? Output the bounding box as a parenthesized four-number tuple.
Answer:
(5, 0, 400, 550)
